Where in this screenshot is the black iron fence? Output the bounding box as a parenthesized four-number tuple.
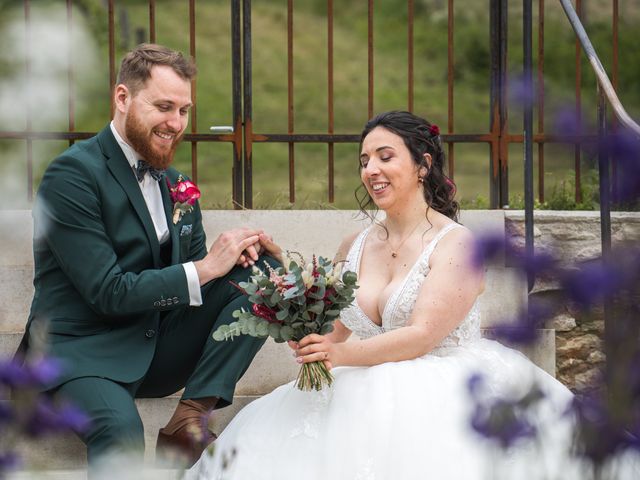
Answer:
(0, 0, 633, 209)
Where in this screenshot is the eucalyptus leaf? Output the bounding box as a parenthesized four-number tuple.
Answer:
(256, 321, 269, 337)
(268, 322, 282, 341)
(320, 323, 335, 335)
(280, 325, 294, 341)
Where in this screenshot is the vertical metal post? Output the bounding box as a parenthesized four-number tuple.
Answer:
(407, 0, 414, 113)
(537, 0, 545, 203)
(149, 0, 156, 43)
(368, 0, 374, 119)
(24, 0, 33, 201)
(287, 0, 295, 204)
(523, 0, 534, 291)
(243, 0, 253, 208)
(489, 0, 508, 208)
(66, 0, 75, 147)
(231, 0, 243, 208)
(597, 84, 613, 385)
(447, 0, 455, 178)
(108, 0, 115, 118)
(189, 0, 198, 183)
(327, 0, 335, 203)
(574, 0, 583, 204)
(597, 86, 611, 258)
(611, 0, 619, 205)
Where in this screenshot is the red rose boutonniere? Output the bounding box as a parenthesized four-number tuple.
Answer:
(167, 175, 201, 224)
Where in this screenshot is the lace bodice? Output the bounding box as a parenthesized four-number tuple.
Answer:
(339, 223, 481, 350)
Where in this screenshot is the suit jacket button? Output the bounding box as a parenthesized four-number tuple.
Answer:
(153, 301, 160, 307)
(160, 299, 167, 306)
(173, 296, 179, 303)
(166, 298, 173, 306)
(145, 329, 156, 338)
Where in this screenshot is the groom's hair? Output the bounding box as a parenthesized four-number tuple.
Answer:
(116, 43, 197, 96)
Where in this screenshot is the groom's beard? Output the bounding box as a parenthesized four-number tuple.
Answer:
(125, 109, 183, 170)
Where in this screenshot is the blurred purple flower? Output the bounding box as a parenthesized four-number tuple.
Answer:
(470, 398, 538, 450)
(553, 106, 584, 138)
(571, 393, 629, 465)
(0, 401, 13, 424)
(490, 299, 553, 346)
(515, 251, 559, 280)
(55, 403, 91, 434)
(602, 129, 640, 203)
(467, 373, 485, 398)
(509, 74, 535, 108)
(560, 260, 623, 308)
(0, 358, 31, 388)
(472, 233, 509, 269)
(26, 356, 63, 386)
(23, 397, 90, 437)
(0, 451, 21, 473)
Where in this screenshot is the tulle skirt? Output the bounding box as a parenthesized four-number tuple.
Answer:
(186, 339, 637, 480)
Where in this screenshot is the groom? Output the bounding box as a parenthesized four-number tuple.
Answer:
(18, 43, 280, 467)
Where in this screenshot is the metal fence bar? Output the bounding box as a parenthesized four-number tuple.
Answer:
(611, 0, 619, 203)
(24, 0, 33, 200)
(447, 0, 455, 179)
(66, 0, 75, 147)
(231, 0, 242, 208)
(327, 0, 335, 203)
(189, 0, 198, 183)
(149, 0, 156, 43)
(537, 0, 545, 203)
(407, 0, 414, 113)
(368, 0, 374, 119)
(243, 0, 253, 208)
(287, 0, 295, 203)
(574, 0, 583, 204)
(489, 0, 508, 208)
(108, 0, 115, 118)
(523, 0, 534, 291)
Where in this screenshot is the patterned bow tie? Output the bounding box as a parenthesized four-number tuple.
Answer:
(135, 160, 165, 182)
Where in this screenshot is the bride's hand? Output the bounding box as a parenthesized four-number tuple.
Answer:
(289, 334, 340, 370)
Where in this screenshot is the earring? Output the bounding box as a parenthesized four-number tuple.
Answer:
(418, 176, 424, 184)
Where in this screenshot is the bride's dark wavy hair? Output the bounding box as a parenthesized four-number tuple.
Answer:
(355, 110, 459, 222)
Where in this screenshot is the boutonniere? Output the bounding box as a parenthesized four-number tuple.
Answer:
(167, 175, 201, 224)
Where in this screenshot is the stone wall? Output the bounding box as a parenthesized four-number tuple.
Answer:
(504, 211, 640, 391)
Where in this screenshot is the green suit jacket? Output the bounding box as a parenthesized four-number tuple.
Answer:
(22, 125, 208, 389)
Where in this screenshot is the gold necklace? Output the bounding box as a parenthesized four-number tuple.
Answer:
(386, 220, 423, 258)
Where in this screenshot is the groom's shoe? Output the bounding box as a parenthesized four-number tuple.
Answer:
(156, 422, 217, 468)
(156, 398, 218, 468)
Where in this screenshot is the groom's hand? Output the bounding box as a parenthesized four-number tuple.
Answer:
(194, 228, 263, 285)
(235, 232, 281, 268)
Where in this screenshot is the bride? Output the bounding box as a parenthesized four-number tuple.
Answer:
(185, 111, 582, 479)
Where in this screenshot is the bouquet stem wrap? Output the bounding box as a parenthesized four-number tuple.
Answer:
(295, 360, 334, 391)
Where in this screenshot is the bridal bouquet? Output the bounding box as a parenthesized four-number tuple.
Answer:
(212, 255, 358, 391)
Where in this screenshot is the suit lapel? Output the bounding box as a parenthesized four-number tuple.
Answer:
(160, 178, 180, 264)
(98, 126, 162, 268)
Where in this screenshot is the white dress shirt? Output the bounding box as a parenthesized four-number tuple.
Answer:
(110, 122, 202, 306)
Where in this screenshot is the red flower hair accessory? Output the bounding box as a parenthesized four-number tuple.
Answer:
(429, 124, 440, 137)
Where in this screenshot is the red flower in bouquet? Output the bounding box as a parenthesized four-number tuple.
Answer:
(167, 175, 201, 224)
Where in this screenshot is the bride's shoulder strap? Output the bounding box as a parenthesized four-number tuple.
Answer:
(337, 227, 371, 268)
(423, 222, 467, 262)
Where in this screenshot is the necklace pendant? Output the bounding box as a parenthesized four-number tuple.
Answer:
(391, 252, 398, 258)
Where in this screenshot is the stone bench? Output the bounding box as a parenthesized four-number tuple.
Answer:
(0, 209, 553, 470)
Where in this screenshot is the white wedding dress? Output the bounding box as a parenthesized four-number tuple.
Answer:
(186, 224, 633, 480)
